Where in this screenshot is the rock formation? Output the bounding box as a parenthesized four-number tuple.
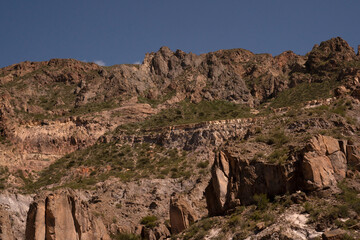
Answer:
(140, 224, 171, 240)
(170, 195, 197, 234)
(205, 150, 298, 216)
(0, 191, 33, 239)
(25, 189, 110, 240)
(0, 205, 15, 240)
(205, 135, 353, 216)
(306, 37, 357, 74)
(301, 135, 347, 190)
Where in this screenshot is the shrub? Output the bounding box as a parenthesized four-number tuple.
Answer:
(253, 194, 269, 211)
(140, 215, 158, 229)
(270, 80, 338, 108)
(338, 182, 360, 214)
(197, 161, 209, 168)
(255, 129, 289, 148)
(268, 148, 289, 164)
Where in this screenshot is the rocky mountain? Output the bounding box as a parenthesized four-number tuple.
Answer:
(0, 37, 360, 239)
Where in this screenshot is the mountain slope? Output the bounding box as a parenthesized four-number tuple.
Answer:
(0, 37, 359, 239)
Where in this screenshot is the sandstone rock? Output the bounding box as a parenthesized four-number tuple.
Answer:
(346, 144, 360, 169)
(302, 152, 337, 190)
(205, 135, 352, 216)
(301, 135, 347, 190)
(170, 195, 197, 234)
(205, 150, 297, 216)
(25, 189, 110, 240)
(255, 222, 266, 231)
(141, 227, 156, 240)
(0, 205, 15, 240)
(334, 86, 349, 97)
(0, 191, 33, 240)
(322, 229, 347, 240)
(154, 224, 171, 239)
(204, 151, 230, 216)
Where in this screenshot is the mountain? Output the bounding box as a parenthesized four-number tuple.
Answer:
(0, 37, 360, 239)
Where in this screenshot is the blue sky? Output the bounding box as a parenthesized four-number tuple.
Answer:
(0, 1, 359, 68)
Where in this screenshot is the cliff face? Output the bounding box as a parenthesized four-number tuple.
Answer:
(0, 37, 359, 239)
(205, 134, 353, 216)
(25, 189, 110, 240)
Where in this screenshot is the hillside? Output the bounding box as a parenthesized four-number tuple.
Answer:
(0, 37, 360, 239)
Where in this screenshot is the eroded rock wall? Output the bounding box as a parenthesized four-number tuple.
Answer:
(205, 135, 352, 216)
(25, 189, 110, 240)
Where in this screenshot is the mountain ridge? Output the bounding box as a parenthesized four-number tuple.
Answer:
(0, 37, 360, 239)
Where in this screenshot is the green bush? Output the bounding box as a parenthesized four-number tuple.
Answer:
(255, 129, 289, 148)
(268, 148, 289, 164)
(253, 194, 269, 211)
(338, 182, 360, 214)
(140, 215, 158, 229)
(197, 161, 209, 169)
(270, 80, 338, 108)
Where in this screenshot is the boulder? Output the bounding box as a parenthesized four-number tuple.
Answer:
(154, 224, 171, 240)
(322, 229, 347, 240)
(170, 195, 197, 234)
(25, 189, 110, 240)
(301, 135, 347, 190)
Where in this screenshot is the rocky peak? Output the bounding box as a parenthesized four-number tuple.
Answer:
(306, 37, 357, 73)
(318, 37, 355, 56)
(158, 46, 173, 58)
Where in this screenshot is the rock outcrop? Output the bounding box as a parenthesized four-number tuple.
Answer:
(205, 135, 351, 216)
(322, 229, 347, 240)
(205, 150, 298, 216)
(0, 205, 15, 240)
(25, 189, 110, 240)
(0, 191, 33, 239)
(140, 224, 171, 240)
(306, 37, 357, 74)
(114, 117, 263, 151)
(170, 195, 197, 234)
(301, 135, 347, 190)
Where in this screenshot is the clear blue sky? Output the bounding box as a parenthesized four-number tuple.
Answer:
(0, 1, 359, 68)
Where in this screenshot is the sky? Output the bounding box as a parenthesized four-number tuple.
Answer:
(0, 1, 359, 68)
